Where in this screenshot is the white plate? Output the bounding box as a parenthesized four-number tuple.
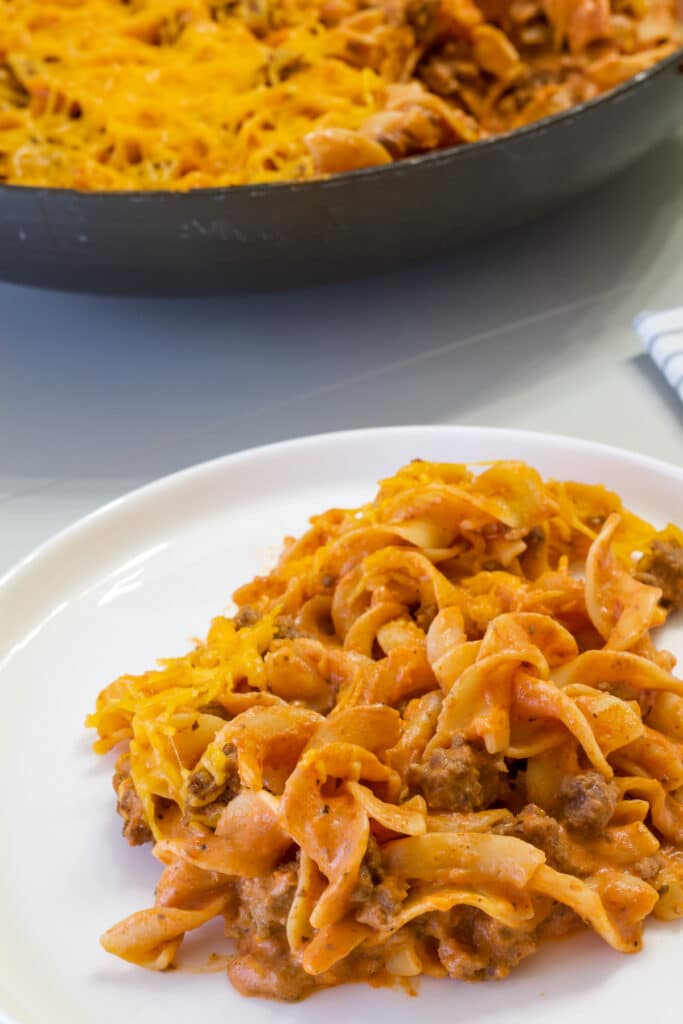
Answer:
(1, 425, 682, 1024)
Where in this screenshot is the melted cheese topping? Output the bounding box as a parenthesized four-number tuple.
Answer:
(0, 0, 679, 190)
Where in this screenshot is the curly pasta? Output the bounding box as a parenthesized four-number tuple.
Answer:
(88, 459, 683, 1000)
(1, 0, 681, 189)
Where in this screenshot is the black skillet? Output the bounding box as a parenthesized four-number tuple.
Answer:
(0, 47, 681, 296)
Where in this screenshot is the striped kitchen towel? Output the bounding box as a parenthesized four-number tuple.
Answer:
(634, 309, 683, 404)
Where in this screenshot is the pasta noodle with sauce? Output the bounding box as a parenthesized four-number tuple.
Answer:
(1, 0, 681, 190)
(87, 459, 683, 1001)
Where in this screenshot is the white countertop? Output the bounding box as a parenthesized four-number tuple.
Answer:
(2, 129, 683, 577)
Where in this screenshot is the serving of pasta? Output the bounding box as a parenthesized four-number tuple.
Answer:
(87, 458, 683, 1002)
(1, 0, 681, 190)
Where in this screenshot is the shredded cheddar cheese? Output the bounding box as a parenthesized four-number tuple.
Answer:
(0, 0, 680, 190)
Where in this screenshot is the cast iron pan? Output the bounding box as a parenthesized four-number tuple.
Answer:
(1, 48, 682, 296)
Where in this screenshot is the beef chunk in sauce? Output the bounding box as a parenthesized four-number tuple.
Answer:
(428, 906, 538, 980)
(351, 837, 407, 929)
(631, 854, 664, 885)
(228, 951, 316, 1002)
(636, 540, 683, 610)
(234, 866, 298, 939)
(557, 771, 618, 837)
(228, 863, 316, 1001)
(233, 605, 261, 630)
(499, 803, 589, 876)
(113, 754, 152, 846)
(272, 614, 307, 640)
(186, 743, 240, 809)
(469, 912, 537, 978)
(406, 736, 499, 812)
(536, 903, 583, 940)
(405, 0, 442, 39)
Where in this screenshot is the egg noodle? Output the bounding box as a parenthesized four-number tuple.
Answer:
(87, 459, 683, 1000)
(1, 0, 680, 190)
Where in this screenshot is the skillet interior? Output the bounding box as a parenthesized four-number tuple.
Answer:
(0, 48, 681, 296)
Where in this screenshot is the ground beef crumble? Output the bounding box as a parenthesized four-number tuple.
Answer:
(636, 540, 683, 610)
(557, 770, 619, 837)
(631, 854, 665, 885)
(186, 743, 240, 810)
(113, 753, 152, 846)
(227, 862, 316, 1001)
(496, 803, 590, 876)
(233, 605, 261, 630)
(424, 906, 538, 981)
(406, 736, 500, 812)
(350, 837, 408, 929)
